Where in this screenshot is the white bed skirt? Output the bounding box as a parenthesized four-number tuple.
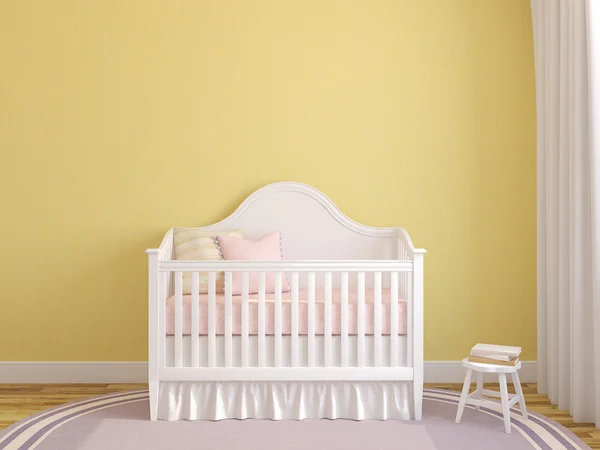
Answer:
(158, 380, 411, 421)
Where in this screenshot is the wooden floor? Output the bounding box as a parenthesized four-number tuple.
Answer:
(0, 383, 597, 448)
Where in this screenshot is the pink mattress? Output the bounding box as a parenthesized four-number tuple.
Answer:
(166, 288, 407, 336)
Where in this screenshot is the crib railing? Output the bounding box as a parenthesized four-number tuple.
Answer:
(148, 259, 421, 381)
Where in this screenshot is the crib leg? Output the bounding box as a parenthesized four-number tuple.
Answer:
(149, 380, 159, 421)
(413, 377, 423, 420)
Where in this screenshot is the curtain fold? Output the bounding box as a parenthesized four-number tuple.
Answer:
(532, 0, 600, 425)
(587, 0, 600, 427)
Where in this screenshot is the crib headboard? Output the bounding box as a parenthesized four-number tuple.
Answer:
(195, 182, 417, 261)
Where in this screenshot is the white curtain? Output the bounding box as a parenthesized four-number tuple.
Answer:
(532, 0, 600, 425)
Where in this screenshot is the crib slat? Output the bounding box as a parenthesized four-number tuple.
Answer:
(398, 242, 404, 298)
(174, 272, 183, 368)
(160, 271, 167, 369)
(291, 272, 299, 367)
(341, 271, 349, 367)
(224, 271, 233, 368)
(405, 271, 408, 312)
(191, 272, 200, 367)
(357, 272, 365, 367)
(258, 272, 266, 367)
(274, 272, 283, 367)
(241, 272, 250, 368)
(208, 271, 216, 367)
(403, 266, 409, 363)
(407, 270, 413, 367)
(374, 272, 382, 367)
(324, 271, 332, 367)
(390, 272, 399, 367)
(308, 272, 316, 367)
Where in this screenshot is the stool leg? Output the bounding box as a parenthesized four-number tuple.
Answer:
(511, 371, 528, 419)
(475, 372, 483, 411)
(455, 368, 473, 424)
(498, 373, 511, 433)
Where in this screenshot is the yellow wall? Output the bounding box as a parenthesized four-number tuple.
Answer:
(0, 1, 536, 361)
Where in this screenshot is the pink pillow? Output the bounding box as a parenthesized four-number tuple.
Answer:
(216, 231, 291, 295)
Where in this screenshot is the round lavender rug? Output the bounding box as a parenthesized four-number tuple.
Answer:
(0, 388, 590, 450)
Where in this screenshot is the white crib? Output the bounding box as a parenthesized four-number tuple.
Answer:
(146, 182, 425, 421)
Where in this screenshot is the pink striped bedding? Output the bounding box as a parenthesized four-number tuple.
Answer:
(166, 288, 407, 336)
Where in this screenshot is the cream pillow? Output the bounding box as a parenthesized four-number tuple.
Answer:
(173, 228, 243, 294)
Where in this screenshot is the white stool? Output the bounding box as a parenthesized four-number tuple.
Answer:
(455, 358, 527, 433)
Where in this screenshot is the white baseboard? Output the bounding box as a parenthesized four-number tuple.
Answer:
(0, 361, 537, 384)
(0, 362, 148, 383)
(424, 361, 537, 383)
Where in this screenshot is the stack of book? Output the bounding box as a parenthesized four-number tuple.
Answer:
(467, 343, 521, 366)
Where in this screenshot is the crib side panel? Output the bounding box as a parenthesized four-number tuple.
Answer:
(156, 262, 417, 383)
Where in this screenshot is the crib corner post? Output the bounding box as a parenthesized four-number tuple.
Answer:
(149, 379, 159, 421)
(412, 251, 425, 421)
(146, 249, 160, 421)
